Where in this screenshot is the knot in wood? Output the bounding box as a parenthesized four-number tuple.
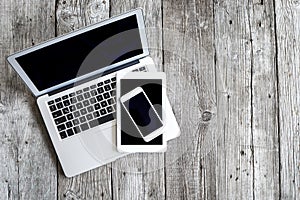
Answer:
(201, 111, 212, 122)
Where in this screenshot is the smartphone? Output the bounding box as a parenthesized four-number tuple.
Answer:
(120, 87, 164, 142)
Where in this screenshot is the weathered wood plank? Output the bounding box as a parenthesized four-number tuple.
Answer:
(56, 0, 113, 199)
(110, 1, 165, 199)
(0, 0, 57, 199)
(248, 0, 280, 199)
(214, 0, 254, 199)
(56, 0, 109, 35)
(0, 3, 19, 199)
(163, 0, 217, 199)
(274, 0, 300, 199)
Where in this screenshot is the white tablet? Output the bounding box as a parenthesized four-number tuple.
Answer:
(116, 71, 167, 152)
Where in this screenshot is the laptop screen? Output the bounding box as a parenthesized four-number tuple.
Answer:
(15, 14, 144, 91)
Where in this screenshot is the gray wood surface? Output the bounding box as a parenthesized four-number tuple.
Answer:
(275, 0, 300, 199)
(0, 0, 299, 199)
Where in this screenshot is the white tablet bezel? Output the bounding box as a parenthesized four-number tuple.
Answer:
(116, 71, 167, 152)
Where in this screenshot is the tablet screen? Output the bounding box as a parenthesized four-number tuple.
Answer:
(120, 79, 163, 145)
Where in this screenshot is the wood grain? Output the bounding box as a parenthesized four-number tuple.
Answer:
(110, 1, 165, 199)
(163, 0, 217, 199)
(0, 0, 57, 199)
(248, 0, 280, 199)
(56, 0, 112, 199)
(0, 0, 299, 199)
(214, 0, 254, 199)
(274, 0, 300, 199)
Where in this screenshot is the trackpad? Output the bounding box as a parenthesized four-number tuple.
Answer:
(78, 125, 123, 163)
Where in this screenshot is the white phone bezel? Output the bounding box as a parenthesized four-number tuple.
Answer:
(120, 86, 164, 142)
(116, 71, 167, 152)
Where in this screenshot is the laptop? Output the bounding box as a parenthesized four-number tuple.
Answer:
(7, 8, 180, 177)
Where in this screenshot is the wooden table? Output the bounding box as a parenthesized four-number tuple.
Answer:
(0, 0, 299, 199)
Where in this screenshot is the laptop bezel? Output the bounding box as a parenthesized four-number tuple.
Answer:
(7, 8, 149, 97)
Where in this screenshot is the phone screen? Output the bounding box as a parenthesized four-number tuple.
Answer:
(120, 79, 163, 145)
(123, 92, 163, 137)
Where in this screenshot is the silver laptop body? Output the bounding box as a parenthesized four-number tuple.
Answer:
(7, 9, 179, 177)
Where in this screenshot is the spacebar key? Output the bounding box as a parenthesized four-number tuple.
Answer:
(89, 114, 114, 128)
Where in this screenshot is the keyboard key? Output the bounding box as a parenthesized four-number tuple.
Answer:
(66, 113, 73, 120)
(89, 119, 99, 128)
(66, 129, 74, 136)
(55, 116, 66, 125)
(48, 100, 54, 105)
(110, 90, 115, 96)
(97, 87, 104, 94)
(113, 104, 116, 110)
(80, 108, 87, 115)
(69, 92, 75, 97)
(86, 114, 93, 120)
(57, 123, 66, 131)
(49, 105, 56, 112)
(76, 90, 82, 94)
(62, 107, 69, 114)
(97, 82, 103, 87)
(93, 111, 100, 118)
(52, 110, 62, 118)
(107, 98, 114, 105)
(139, 66, 146, 71)
(63, 100, 70, 106)
(70, 97, 77, 104)
(73, 111, 80, 118)
(77, 95, 84, 101)
(76, 102, 83, 109)
(55, 97, 61, 102)
(111, 77, 116, 81)
(90, 90, 97, 96)
(96, 95, 103, 102)
(106, 106, 113, 113)
(104, 79, 110, 84)
(57, 102, 63, 109)
(101, 101, 108, 107)
(62, 95, 68, 100)
(66, 121, 73, 128)
(103, 93, 110, 99)
(100, 109, 107, 115)
(111, 82, 116, 89)
(89, 114, 114, 128)
(73, 119, 80, 125)
(89, 97, 96, 104)
(87, 106, 94, 112)
(83, 87, 89, 92)
(59, 131, 67, 139)
(73, 126, 81, 134)
(90, 84, 96, 89)
(80, 123, 89, 131)
(104, 85, 111, 91)
(94, 103, 101, 110)
(79, 116, 87, 123)
(83, 100, 90, 107)
(69, 105, 76, 112)
(84, 92, 90, 99)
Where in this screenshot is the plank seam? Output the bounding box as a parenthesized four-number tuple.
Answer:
(272, 0, 282, 199)
(246, 1, 255, 199)
(54, 0, 58, 37)
(161, 1, 168, 199)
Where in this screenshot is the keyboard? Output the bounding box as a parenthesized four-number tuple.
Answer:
(47, 66, 147, 140)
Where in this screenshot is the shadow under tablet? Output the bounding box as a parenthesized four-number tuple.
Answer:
(120, 79, 163, 145)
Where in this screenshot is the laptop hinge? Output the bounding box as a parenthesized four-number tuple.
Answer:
(48, 60, 140, 96)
